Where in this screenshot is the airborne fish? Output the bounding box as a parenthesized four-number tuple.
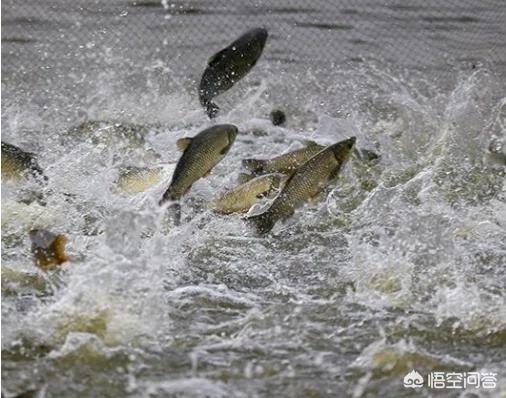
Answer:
(247, 137, 356, 234)
(1, 142, 46, 182)
(29, 229, 70, 271)
(199, 28, 268, 118)
(160, 124, 238, 204)
(242, 140, 325, 175)
(212, 173, 285, 214)
(115, 166, 163, 194)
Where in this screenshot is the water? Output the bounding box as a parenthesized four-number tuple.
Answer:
(2, 1, 506, 397)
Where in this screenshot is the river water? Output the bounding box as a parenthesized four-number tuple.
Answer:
(2, 1, 506, 397)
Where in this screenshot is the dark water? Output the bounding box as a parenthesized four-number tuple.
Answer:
(2, 1, 506, 397)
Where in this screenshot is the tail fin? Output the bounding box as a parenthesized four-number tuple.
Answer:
(242, 158, 266, 174)
(159, 188, 179, 206)
(246, 211, 275, 234)
(167, 202, 182, 226)
(205, 101, 220, 119)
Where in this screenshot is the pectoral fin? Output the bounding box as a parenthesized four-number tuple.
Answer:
(328, 166, 342, 182)
(177, 138, 192, 152)
(208, 48, 231, 66)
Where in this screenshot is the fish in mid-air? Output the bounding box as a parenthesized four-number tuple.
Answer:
(212, 173, 285, 214)
(29, 229, 69, 271)
(247, 137, 356, 234)
(242, 140, 325, 175)
(1, 142, 46, 182)
(160, 124, 238, 204)
(115, 166, 163, 194)
(199, 27, 268, 118)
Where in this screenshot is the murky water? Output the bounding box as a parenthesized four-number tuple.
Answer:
(2, 1, 506, 397)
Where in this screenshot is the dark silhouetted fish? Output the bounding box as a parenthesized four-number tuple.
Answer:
(199, 28, 268, 118)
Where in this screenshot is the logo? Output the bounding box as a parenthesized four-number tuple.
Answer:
(404, 370, 424, 389)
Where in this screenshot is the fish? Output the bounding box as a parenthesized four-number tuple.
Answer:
(115, 166, 163, 194)
(160, 124, 238, 204)
(237, 172, 256, 184)
(66, 120, 151, 146)
(247, 137, 356, 234)
(29, 229, 70, 271)
(242, 140, 325, 175)
(1, 141, 46, 182)
(199, 28, 268, 118)
(212, 173, 285, 214)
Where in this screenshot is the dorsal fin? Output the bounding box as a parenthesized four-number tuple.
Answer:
(176, 137, 192, 152)
(303, 139, 321, 148)
(208, 48, 231, 66)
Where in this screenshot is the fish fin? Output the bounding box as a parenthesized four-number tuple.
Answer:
(159, 189, 178, 205)
(237, 172, 255, 184)
(167, 202, 182, 226)
(277, 173, 291, 189)
(176, 137, 192, 152)
(328, 166, 342, 182)
(246, 211, 275, 234)
(309, 191, 322, 202)
(220, 139, 234, 155)
(208, 48, 231, 66)
(205, 102, 220, 119)
(242, 158, 265, 173)
(303, 139, 321, 148)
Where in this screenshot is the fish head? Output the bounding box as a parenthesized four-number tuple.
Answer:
(330, 136, 356, 164)
(238, 28, 268, 60)
(222, 124, 239, 146)
(242, 28, 268, 47)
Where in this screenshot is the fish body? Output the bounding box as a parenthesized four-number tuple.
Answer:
(29, 229, 69, 271)
(247, 137, 356, 233)
(212, 173, 284, 214)
(1, 142, 46, 181)
(67, 120, 150, 146)
(199, 28, 268, 118)
(160, 124, 238, 204)
(115, 166, 163, 194)
(242, 140, 325, 175)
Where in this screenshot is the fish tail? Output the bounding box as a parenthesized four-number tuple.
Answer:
(205, 101, 220, 119)
(159, 188, 178, 206)
(242, 158, 266, 174)
(167, 202, 182, 226)
(246, 211, 275, 234)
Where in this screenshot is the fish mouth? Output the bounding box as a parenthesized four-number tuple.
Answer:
(330, 137, 356, 162)
(227, 126, 239, 143)
(345, 136, 356, 148)
(254, 27, 268, 43)
(244, 27, 268, 46)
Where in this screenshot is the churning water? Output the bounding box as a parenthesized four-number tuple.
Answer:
(2, 1, 506, 397)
